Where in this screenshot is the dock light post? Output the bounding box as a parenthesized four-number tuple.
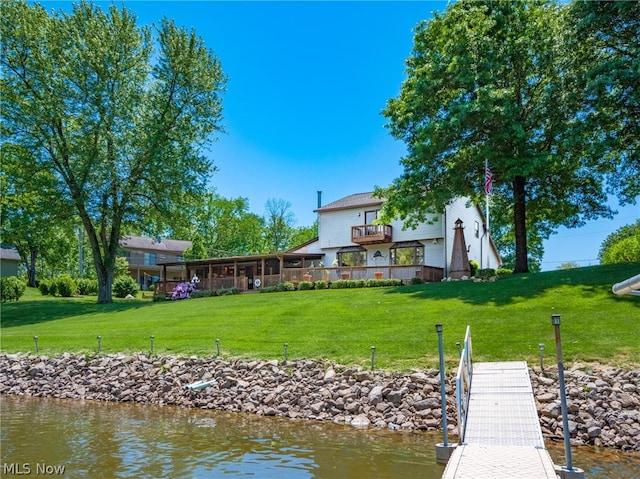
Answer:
(538, 343, 545, 372)
(551, 315, 585, 479)
(97, 336, 102, 353)
(33, 336, 39, 354)
(435, 323, 456, 465)
(284, 343, 289, 362)
(370, 346, 376, 371)
(216, 339, 220, 357)
(150, 335, 154, 354)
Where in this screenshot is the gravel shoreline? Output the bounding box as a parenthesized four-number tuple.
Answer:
(1, 353, 638, 452)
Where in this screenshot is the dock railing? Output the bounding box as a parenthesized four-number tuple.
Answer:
(455, 326, 473, 443)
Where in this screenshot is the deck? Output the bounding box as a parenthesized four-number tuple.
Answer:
(442, 361, 558, 478)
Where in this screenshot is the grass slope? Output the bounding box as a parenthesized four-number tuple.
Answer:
(1, 263, 638, 370)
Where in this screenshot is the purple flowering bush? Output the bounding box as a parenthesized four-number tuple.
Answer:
(171, 282, 196, 300)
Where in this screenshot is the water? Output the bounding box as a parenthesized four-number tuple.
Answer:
(1, 396, 638, 478)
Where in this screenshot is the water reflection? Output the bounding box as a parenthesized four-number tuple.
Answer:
(1, 396, 638, 478)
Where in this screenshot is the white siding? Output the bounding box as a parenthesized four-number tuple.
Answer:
(444, 198, 500, 271)
(316, 195, 500, 272)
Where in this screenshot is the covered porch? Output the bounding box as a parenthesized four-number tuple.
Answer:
(156, 253, 325, 296)
(156, 250, 444, 295)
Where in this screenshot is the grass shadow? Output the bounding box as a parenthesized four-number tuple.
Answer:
(387, 262, 640, 306)
(1, 297, 158, 328)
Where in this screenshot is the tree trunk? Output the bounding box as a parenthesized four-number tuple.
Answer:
(96, 263, 114, 304)
(26, 249, 38, 288)
(513, 175, 530, 273)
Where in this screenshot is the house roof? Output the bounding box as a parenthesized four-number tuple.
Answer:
(159, 252, 323, 267)
(0, 246, 21, 261)
(315, 192, 384, 213)
(120, 235, 192, 253)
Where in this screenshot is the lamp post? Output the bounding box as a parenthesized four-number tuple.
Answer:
(370, 346, 376, 371)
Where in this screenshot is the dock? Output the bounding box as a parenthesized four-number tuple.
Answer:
(440, 327, 566, 479)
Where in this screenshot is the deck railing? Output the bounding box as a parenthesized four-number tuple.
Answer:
(282, 265, 443, 283)
(156, 265, 444, 295)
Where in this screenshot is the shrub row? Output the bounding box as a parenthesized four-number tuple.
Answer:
(39, 274, 77, 297)
(39, 274, 139, 298)
(1, 277, 26, 302)
(259, 278, 404, 293)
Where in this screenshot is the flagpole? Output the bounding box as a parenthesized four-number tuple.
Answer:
(485, 159, 491, 269)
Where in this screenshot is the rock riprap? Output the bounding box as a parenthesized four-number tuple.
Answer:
(1, 354, 638, 451)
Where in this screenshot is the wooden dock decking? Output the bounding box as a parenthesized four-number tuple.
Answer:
(442, 361, 559, 479)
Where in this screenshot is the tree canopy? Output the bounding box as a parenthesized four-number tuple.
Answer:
(1, 0, 226, 302)
(377, 0, 633, 273)
(569, 1, 640, 204)
(599, 219, 640, 265)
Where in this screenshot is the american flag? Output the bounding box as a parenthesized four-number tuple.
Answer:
(484, 164, 493, 195)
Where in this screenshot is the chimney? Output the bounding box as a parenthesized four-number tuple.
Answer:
(317, 190, 322, 209)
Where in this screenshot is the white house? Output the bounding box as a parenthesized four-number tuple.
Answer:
(156, 191, 501, 294)
(291, 192, 501, 281)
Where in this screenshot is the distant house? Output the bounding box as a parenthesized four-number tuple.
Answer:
(0, 246, 21, 278)
(155, 192, 501, 294)
(119, 236, 192, 290)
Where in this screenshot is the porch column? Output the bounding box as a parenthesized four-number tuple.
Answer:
(261, 257, 265, 288)
(234, 260, 238, 289)
(162, 264, 167, 294)
(208, 262, 213, 292)
(279, 255, 284, 283)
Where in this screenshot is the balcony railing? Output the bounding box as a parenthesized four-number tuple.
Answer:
(351, 224, 392, 244)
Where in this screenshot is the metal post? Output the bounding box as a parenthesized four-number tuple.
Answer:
(538, 343, 545, 372)
(434, 323, 456, 465)
(33, 336, 39, 354)
(216, 339, 220, 357)
(150, 335, 154, 354)
(436, 324, 448, 446)
(97, 336, 102, 353)
(284, 343, 289, 362)
(370, 346, 376, 371)
(552, 315, 573, 471)
(456, 341, 462, 357)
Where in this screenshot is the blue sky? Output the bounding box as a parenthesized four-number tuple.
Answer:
(40, 1, 639, 270)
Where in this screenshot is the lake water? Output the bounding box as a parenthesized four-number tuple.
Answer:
(1, 396, 638, 478)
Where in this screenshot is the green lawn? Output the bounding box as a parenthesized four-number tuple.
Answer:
(1, 263, 638, 371)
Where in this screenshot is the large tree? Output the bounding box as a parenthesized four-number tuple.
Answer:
(569, 1, 640, 205)
(378, 0, 613, 273)
(264, 198, 296, 253)
(0, 143, 75, 286)
(1, 1, 226, 302)
(182, 193, 265, 259)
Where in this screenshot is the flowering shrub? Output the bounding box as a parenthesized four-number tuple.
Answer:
(171, 282, 196, 300)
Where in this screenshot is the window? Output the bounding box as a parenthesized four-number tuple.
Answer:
(144, 253, 157, 266)
(339, 251, 366, 266)
(365, 210, 378, 225)
(390, 242, 424, 266)
(336, 246, 367, 266)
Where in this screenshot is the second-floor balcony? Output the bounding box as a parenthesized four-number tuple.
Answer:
(351, 224, 392, 245)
